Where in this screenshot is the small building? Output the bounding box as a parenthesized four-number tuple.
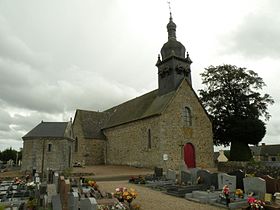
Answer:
(251, 143, 280, 161)
(21, 121, 74, 173)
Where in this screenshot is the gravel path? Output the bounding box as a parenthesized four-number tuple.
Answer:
(98, 180, 225, 210)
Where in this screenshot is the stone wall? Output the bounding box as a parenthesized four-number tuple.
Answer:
(104, 80, 214, 170)
(157, 80, 214, 169)
(104, 116, 162, 168)
(218, 161, 280, 178)
(72, 113, 105, 165)
(21, 138, 73, 172)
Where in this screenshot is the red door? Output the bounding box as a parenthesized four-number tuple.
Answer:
(184, 143, 196, 168)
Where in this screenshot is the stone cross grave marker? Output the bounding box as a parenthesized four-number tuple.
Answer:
(218, 173, 236, 192)
(243, 177, 266, 200)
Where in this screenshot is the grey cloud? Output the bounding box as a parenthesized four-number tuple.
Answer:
(0, 109, 12, 131)
(221, 1, 280, 58)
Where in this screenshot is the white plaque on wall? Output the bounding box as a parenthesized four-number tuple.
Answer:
(163, 154, 168, 161)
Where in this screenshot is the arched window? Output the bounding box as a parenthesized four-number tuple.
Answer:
(148, 129, 152, 149)
(75, 137, 78, 152)
(183, 106, 192, 126)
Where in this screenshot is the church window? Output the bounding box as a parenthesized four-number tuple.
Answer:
(75, 137, 78, 152)
(48, 144, 52, 152)
(183, 106, 192, 126)
(148, 129, 152, 149)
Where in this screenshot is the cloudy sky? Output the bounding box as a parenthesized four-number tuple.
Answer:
(0, 0, 279, 151)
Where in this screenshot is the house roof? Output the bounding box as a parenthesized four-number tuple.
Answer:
(74, 110, 108, 139)
(260, 144, 280, 156)
(250, 144, 280, 156)
(22, 122, 69, 139)
(103, 89, 176, 129)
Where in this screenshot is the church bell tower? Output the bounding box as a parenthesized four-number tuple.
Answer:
(156, 13, 192, 96)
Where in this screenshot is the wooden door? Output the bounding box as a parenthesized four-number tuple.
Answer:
(184, 143, 196, 168)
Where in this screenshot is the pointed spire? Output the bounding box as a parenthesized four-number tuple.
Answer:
(167, 1, 176, 40)
(156, 54, 161, 66)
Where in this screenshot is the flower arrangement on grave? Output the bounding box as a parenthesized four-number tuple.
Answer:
(114, 187, 127, 202)
(113, 187, 138, 206)
(122, 188, 137, 204)
(222, 185, 230, 196)
(97, 202, 127, 210)
(129, 176, 145, 184)
(219, 185, 230, 206)
(235, 189, 244, 198)
(85, 178, 99, 190)
(247, 197, 265, 209)
(129, 176, 136, 183)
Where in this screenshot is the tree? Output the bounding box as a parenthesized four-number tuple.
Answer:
(0, 147, 20, 163)
(199, 64, 274, 160)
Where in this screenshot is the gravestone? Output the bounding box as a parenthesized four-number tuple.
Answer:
(197, 170, 212, 188)
(218, 173, 236, 191)
(187, 168, 201, 185)
(243, 177, 266, 200)
(68, 192, 79, 210)
(262, 175, 280, 194)
(154, 167, 163, 178)
(80, 197, 97, 210)
(59, 178, 70, 210)
(166, 169, 176, 181)
(47, 184, 57, 203)
(210, 173, 219, 189)
(58, 175, 64, 194)
(181, 171, 191, 184)
(40, 183, 47, 195)
(52, 194, 62, 210)
(228, 170, 245, 190)
(53, 172, 59, 193)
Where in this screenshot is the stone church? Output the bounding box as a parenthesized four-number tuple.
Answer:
(22, 15, 214, 172)
(72, 15, 214, 170)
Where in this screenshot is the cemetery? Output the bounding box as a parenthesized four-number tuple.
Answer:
(0, 163, 280, 209)
(128, 164, 280, 210)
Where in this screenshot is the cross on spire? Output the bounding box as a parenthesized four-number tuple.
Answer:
(167, 1, 172, 19)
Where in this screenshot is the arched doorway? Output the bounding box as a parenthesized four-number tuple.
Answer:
(184, 143, 196, 168)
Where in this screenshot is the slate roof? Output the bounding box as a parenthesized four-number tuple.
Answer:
(73, 88, 176, 139)
(260, 144, 280, 156)
(23, 122, 68, 139)
(250, 144, 280, 156)
(74, 110, 108, 139)
(103, 89, 176, 129)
